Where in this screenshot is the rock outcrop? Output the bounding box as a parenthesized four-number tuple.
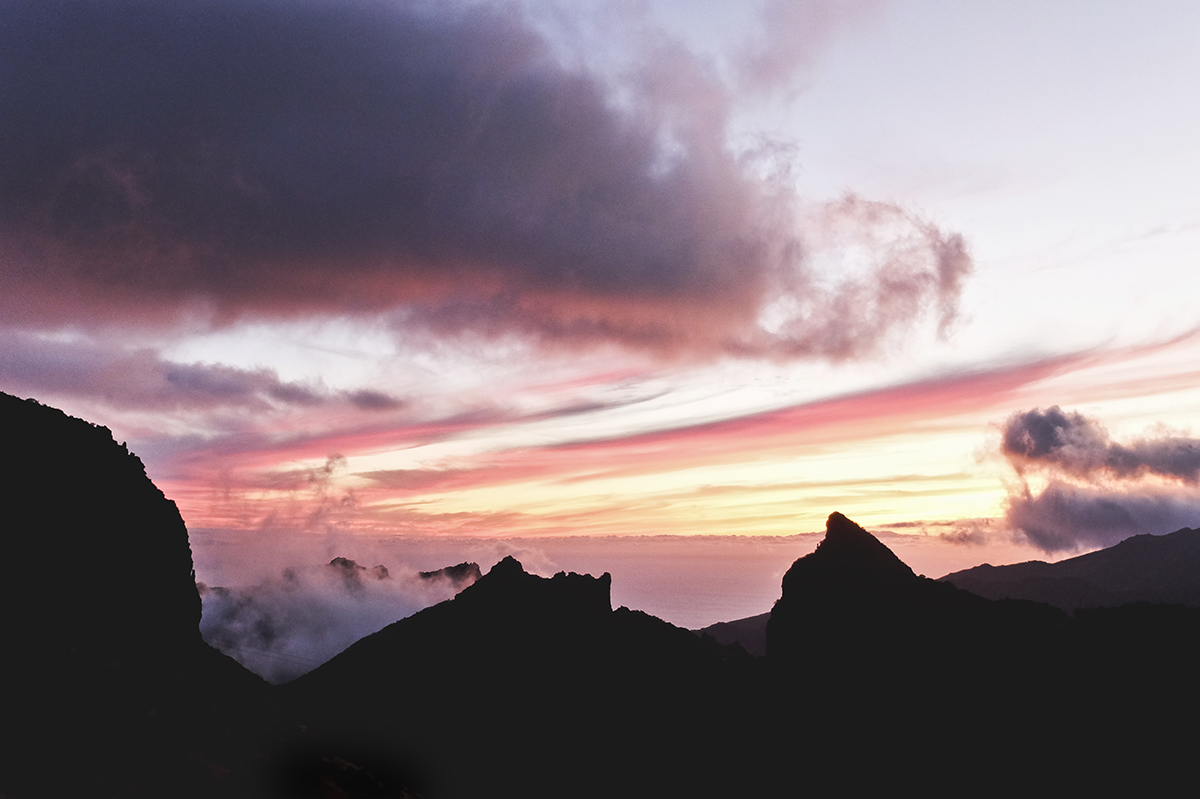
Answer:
(0, 393, 269, 798)
(1, 392, 201, 652)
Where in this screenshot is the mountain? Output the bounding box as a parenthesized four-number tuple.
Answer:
(284, 512, 1200, 795)
(748, 512, 1197, 792)
(6, 390, 1199, 796)
(940, 526, 1200, 610)
(0, 393, 422, 798)
(695, 611, 769, 655)
(0, 393, 281, 798)
(767, 511, 1069, 666)
(1, 393, 202, 652)
(283, 555, 759, 798)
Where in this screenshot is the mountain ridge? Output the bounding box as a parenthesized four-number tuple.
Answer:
(941, 525, 1200, 610)
(7, 391, 1200, 797)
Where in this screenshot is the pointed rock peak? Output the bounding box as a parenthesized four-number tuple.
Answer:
(819, 513, 911, 567)
(460, 554, 531, 594)
(820, 513, 908, 561)
(781, 512, 916, 593)
(488, 555, 527, 579)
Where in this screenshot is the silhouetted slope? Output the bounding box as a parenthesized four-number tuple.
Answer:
(767, 512, 1067, 671)
(282, 511, 1200, 795)
(6, 393, 1197, 797)
(695, 611, 769, 656)
(285, 556, 759, 798)
(941, 526, 1200, 610)
(762, 512, 1200, 793)
(1, 392, 201, 651)
(0, 393, 278, 798)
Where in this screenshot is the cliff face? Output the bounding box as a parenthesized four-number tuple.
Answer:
(0, 393, 269, 799)
(1, 392, 201, 652)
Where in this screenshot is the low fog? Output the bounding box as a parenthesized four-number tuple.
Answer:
(198, 557, 479, 683)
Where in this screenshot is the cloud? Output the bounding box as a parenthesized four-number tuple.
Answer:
(198, 555, 479, 683)
(1006, 480, 1200, 553)
(1000, 407, 1200, 552)
(0, 0, 969, 360)
(0, 330, 404, 412)
(1002, 406, 1200, 483)
(888, 517, 1001, 547)
(735, 0, 882, 95)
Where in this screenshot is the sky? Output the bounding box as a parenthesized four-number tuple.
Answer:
(4, 0, 1200, 637)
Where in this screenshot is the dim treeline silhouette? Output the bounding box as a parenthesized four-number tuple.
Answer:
(2, 391, 1198, 798)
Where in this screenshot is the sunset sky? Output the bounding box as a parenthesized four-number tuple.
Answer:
(4, 0, 1200, 629)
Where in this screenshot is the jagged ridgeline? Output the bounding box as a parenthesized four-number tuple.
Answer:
(4, 391, 1200, 798)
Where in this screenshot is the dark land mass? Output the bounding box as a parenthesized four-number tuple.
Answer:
(1, 392, 281, 798)
(695, 611, 770, 656)
(941, 525, 1200, 610)
(699, 521, 1200, 652)
(4, 391, 1200, 797)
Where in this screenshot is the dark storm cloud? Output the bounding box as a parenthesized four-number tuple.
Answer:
(1002, 406, 1200, 483)
(1000, 407, 1200, 552)
(1007, 480, 1200, 553)
(0, 329, 402, 411)
(0, 0, 969, 359)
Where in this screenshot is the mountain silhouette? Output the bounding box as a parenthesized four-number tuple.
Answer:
(284, 554, 758, 798)
(694, 611, 769, 655)
(6, 391, 1199, 797)
(941, 525, 1200, 610)
(0, 392, 277, 798)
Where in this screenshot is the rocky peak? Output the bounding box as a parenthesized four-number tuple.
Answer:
(779, 512, 916, 599)
(455, 555, 613, 620)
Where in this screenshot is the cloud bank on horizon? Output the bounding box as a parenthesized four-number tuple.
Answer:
(0, 0, 966, 363)
(1001, 407, 1200, 552)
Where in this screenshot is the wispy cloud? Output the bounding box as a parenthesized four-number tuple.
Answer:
(0, 330, 403, 412)
(159, 351, 1080, 530)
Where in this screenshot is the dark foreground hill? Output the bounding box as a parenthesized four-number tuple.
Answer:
(5, 392, 1200, 797)
(282, 556, 760, 798)
(941, 525, 1200, 610)
(0, 393, 421, 798)
(0, 393, 279, 798)
(284, 512, 1200, 796)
